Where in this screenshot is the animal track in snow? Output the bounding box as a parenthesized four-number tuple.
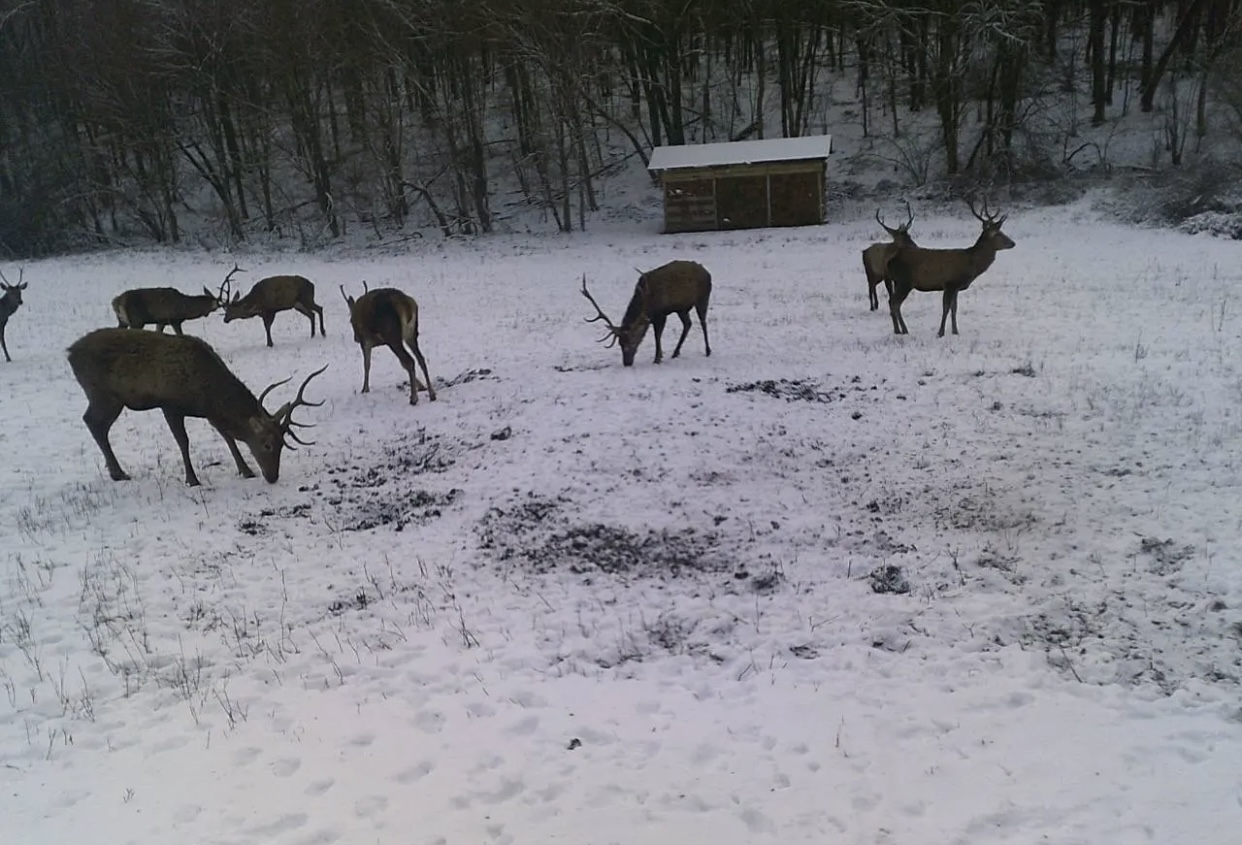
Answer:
(305, 779, 335, 796)
(354, 795, 389, 819)
(271, 757, 301, 777)
(394, 761, 434, 784)
(413, 710, 446, 733)
(505, 715, 539, 736)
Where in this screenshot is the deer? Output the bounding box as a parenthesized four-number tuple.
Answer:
(340, 282, 436, 406)
(0, 267, 28, 363)
(861, 201, 917, 311)
(112, 264, 241, 335)
(580, 260, 712, 367)
(67, 328, 326, 487)
(886, 197, 1015, 337)
(222, 272, 326, 347)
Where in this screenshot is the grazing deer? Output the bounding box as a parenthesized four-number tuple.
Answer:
(340, 282, 436, 405)
(223, 273, 326, 347)
(0, 267, 27, 363)
(581, 260, 712, 367)
(67, 328, 326, 487)
(861, 202, 917, 311)
(112, 264, 241, 335)
(887, 197, 1015, 337)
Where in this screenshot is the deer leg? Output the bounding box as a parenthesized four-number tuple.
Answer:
(670, 311, 693, 359)
(696, 302, 711, 357)
(155, 323, 167, 334)
(0, 326, 9, 363)
(262, 313, 275, 347)
(407, 335, 436, 401)
(171, 322, 184, 336)
(651, 314, 667, 364)
(161, 410, 202, 487)
(297, 304, 315, 338)
(315, 304, 325, 337)
(889, 283, 911, 335)
(938, 288, 960, 337)
(381, 339, 421, 405)
(83, 400, 129, 481)
(208, 422, 256, 479)
(360, 343, 373, 393)
(865, 266, 880, 311)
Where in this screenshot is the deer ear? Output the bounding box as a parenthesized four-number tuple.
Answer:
(231, 292, 240, 303)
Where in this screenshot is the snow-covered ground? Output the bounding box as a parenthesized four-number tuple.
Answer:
(3, 198, 1242, 844)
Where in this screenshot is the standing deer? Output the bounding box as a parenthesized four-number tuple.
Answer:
(861, 202, 917, 311)
(887, 197, 1015, 337)
(67, 328, 326, 486)
(0, 267, 27, 363)
(223, 273, 326, 347)
(112, 264, 241, 335)
(340, 282, 436, 406)
(581, 260, 712, 367)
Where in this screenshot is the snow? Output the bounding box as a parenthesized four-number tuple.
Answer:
(647, 135, 833, 171)
(3, 200, 1242, 844)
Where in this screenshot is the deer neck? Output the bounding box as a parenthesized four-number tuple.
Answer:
(967, 241, 999, 277)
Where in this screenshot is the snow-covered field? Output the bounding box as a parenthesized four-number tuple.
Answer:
(3, 200, 1242, 843)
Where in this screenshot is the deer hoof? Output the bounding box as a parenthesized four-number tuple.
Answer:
(108, 470, 130, 482)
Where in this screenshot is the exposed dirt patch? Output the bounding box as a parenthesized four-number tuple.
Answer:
(477, 493, 777, 590)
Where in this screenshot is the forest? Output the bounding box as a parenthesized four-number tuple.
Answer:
(1, 0, 1241, 256)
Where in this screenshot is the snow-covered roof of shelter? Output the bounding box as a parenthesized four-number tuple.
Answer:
(647, 135, 832, 171)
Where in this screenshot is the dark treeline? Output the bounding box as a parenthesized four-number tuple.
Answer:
(1, 0, 1240, 256)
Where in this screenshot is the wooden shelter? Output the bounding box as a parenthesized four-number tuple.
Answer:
(647, 136, 832, 234)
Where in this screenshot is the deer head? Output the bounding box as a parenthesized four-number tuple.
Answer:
(581, 274, 648, 366)
(0, 266, 27, 304)
(968, 196, 1015, 252)
(876, 200, 915, 245)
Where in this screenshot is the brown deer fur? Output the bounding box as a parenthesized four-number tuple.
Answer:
(340, 284, 436, 405)
(113, 265, 238, 335)
(67, 328, 325, 486)
(0, 270, 27, 362)
(581, 260, 712, 367)
(887, 198, 1015, 337)
(223, 275, 325, 347)
(861, 203, 917, 311)
(113, 288, 223, 334)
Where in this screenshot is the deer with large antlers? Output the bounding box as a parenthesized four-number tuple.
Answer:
(67, 328, 326, 486)
(223, 272, 326, 347)
(581, 260, 712, 367)
(0, 267, 28, 362)
(886, 197, 1015, 337)
(340, 282, 436, 405)
(112, 264, 241, 335)
(861, 202, 917, 311)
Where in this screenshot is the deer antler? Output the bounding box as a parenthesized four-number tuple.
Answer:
(968, 195, 1008, 227)
(257, 375, 292, 407)
(876, 200, 914, 236)
(580, 275, 621, 347)
(339, 284, 354, 307)
(219, 262, 244, 303)
(277, 364, 328, 428)
(0, 266, 24, 288)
